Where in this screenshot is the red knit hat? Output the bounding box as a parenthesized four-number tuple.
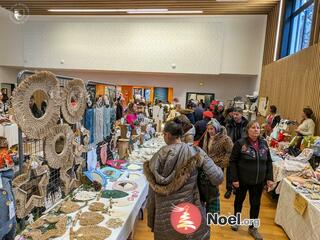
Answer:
(210, 100, 220, 110)
(203, 111, 213, 119)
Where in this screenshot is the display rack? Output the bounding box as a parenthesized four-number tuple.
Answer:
(14, 70, 118, 231)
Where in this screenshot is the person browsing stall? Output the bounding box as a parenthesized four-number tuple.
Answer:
(144, 119, 224, 240)
(229, 121, 273, 240)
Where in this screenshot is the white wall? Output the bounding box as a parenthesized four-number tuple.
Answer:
(49, 69, 256, 106)
(0, 8, 24, 67)
(23, 15, 267, 75)
(0, 67, 21, 84)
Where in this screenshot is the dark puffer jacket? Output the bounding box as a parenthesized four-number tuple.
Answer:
(229, 137, 273, 185)
(144, 143, 224, 240)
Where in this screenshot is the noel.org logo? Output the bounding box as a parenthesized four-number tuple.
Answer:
(170, 203, 202, 234)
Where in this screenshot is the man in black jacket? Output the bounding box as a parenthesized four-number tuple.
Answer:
(224, 107, 248, 199)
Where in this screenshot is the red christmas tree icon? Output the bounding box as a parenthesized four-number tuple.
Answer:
(171, 203, 201, 234)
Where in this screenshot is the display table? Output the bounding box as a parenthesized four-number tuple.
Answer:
(270, 150, 299, 193)
(271, 160, 299, 193)
(275, 178, 320, 240)
(56, 172, 148, 240)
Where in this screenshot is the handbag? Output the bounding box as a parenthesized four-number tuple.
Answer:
(193, 130, 207, 147)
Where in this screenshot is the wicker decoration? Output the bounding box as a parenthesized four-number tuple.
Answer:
(24, 215, 68, 240)
(61, 79, 87, 124)
(29, 218, 45, 229)
(44, 124, 74, 169)
(11, 71, 61, 139)
(13, 161, 50, 219)
(12, 163, 32, 188)
(74, 226, 112, 240)
(79, 212, 104, 226)
(89, 202, 105, 212)
(42, 215, 61, 224)
(107, 218, 124, 229)
(30, 155, 49, 176)
(60, 159, 82, 195)
(60, 200, 80, 214)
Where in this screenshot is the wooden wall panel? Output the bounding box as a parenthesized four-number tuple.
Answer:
(263, 2, 280, 65)
(259, 43, 320, 135)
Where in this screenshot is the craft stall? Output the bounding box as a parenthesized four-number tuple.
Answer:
(4, 69, 166, 240)
(9, 70, 90, 230)
(264, 120, 320, 194)
(17, 137, 165, 240)
(275, 171, 320, 240)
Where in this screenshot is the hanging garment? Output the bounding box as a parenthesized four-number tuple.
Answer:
(87, 149, 97, 171)
(100, 144, 108, 165)
(94, 107, 104, 145)
(103, 107, 111, 139)
(0, 169, 17, 240)
(84, 108, 95, 144)
(111, 107, 116, 124)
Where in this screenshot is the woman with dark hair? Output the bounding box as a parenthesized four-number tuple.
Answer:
(144, 119, 224, 240)
(230, 121, 273, 240)
(116, 97, 124, 120)
(264, 105, 281, 135)
(125, 102, 138, 129)
(174, 115, 195, 145)
(296, 107, 315, 136)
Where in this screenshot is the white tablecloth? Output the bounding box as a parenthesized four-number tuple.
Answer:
(275, 178, 320, 240)
(270, 150, 299, 193)
(48, 171, 149, 240)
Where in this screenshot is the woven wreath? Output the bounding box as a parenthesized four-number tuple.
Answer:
(61, 79, 87, 124)
(44, 124, 74, 169)
(12, 71, 61, 139)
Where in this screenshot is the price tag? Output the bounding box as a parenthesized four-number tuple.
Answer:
(294, 193, 308, 215)
(0, 176, 3, 189)
(9, 201, 15, 219)
(137, 128, 141, 135)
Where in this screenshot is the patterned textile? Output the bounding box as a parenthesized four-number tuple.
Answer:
(103, 107, 111, 139)
(84, 108, 94, 144)
(94, 107, 104, 145)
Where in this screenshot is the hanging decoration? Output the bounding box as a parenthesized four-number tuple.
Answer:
(61, 79, 87, 124)
(44, 124, 74, 169)
(12, 71, 61, 139)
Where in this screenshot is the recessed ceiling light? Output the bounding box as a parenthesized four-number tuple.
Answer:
(47, 8, 168, 13)
(47, 9, 203, 14)
(127, 10, 203, 14)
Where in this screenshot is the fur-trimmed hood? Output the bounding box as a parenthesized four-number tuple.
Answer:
(203, 126, 233, 168)
(144, 143, 202, 195)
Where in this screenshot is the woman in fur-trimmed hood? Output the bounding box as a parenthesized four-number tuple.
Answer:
(203, 119, 234, 169)
(144, 119, 224, 240)
(200, 118, 233, 215)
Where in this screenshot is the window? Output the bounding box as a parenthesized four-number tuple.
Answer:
(280, 0, 315, 58)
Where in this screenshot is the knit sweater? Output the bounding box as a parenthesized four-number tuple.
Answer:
(298, 118, 315, 136)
